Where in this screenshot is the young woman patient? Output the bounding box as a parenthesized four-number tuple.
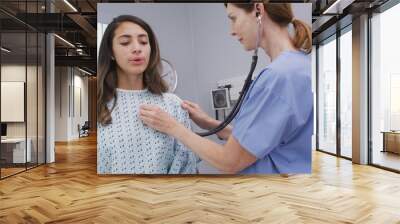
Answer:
(97, 15, 198, 174)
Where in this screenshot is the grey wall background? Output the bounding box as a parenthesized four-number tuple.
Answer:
(98, 4, 200, 106)
(98, 3, 311, 173)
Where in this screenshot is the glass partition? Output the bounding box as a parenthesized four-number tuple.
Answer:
(1, 30, 28, 177)
(317, 35, 337, 155)
(0, 0, 46, 179)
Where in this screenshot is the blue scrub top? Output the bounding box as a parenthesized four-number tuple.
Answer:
(232, 50, 313, 174)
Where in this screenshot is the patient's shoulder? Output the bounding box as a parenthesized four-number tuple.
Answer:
(162, 92, 183, 106)
(162, 93, 189, 118)
(163, 93, 190, 127)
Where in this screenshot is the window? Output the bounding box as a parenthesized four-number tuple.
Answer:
(318, 36, 337, 154)
(340, 27, 352, 158)
(370, 2, 400, 171)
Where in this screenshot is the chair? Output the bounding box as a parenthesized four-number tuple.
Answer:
(78, 121, 90, 138)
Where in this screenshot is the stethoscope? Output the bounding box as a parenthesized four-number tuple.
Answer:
(197, 11, 263, 137)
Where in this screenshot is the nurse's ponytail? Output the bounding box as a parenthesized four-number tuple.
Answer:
(292, 18, 312, 54)
(225, 1, 312, 54)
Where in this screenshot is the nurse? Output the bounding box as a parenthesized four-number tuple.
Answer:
(139, 2, 313, 174)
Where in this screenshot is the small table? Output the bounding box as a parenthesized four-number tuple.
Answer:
(381, 131, 400, 154)
(1, 138, 32, 164)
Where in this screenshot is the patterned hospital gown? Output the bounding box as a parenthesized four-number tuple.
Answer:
(97, 88, 198, 174)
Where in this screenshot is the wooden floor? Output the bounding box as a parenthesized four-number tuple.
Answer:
(0, 135, 400, 223)
(0, 167, 26, 178)
(1, 163, 45, 178)
(373, 151, 400, 171)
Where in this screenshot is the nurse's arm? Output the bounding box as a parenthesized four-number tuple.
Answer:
(174, 125, 256, 174)
(139, 104, 255, 173)
(181, 100, 232, 140)
(206, 119, 233, 140)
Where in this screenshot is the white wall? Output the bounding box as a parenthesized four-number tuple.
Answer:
(72, 73, 89, 138)
(55, 66, 68, 141)
(1, 63, 46, 164)
(1, 65, 37, 138)
(54, 67, 89, 141)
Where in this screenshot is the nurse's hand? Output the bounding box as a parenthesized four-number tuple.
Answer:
(181, 100, 214, 130)
(139, 104, 183, 136)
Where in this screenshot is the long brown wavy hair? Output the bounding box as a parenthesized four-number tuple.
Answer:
(225, 1, 312, 54)
(97, 15, 168, 126)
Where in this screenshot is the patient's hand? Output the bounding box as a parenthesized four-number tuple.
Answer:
(139, 104, 182, 136)
(181, 100, 214, 130)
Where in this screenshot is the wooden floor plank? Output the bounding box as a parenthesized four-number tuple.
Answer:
(0, 135, 399, 223)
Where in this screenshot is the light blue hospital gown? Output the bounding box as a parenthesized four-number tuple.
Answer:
(97, 88, 198, 174)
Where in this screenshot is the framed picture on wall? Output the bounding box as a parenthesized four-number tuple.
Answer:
(1, 81, 25, 122)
